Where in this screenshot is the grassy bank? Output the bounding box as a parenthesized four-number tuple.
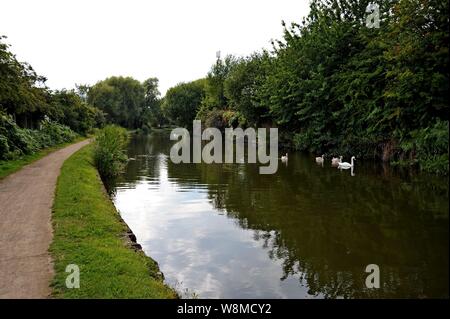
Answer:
(0, 137, 86, 180)
(50, 144, 177, 298)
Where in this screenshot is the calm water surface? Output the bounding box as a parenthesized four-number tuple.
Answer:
(110, 133, 449, 298)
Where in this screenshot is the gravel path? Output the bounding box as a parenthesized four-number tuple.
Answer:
(0, 140, 90, 298)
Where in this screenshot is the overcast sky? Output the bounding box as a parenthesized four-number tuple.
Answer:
(1, 0, 310, 95)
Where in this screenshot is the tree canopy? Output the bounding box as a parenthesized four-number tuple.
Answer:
(162, 79, 206, 128)
(1, 0, 448, 174)
(88, 76, 146, 129)
(162, 0, 449, 174)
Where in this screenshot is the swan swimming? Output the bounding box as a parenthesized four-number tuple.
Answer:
(331, 156, 343, 166)
(338, 156, 355, 169)
(315, 154, 324, 163)
(281, 153, 288, 162)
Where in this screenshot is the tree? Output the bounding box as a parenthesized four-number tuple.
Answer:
(142, 77, 165, 128)
(0, 35, 50, 128)
(51, 90, 102, 134)
(160, 0, 448, 173)
(88, 76, 145, 129)
(224, 52, 272, 127)
(201, 55, 237, 111)
(162, 80, 205, 128)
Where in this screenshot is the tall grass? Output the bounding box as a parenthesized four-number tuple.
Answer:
(93, 125, 129, 180)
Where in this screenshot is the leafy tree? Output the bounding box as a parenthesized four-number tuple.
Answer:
(200, 55, 237, 111)
(162, 80, 205, 128)
(142, 77, 165, 128)
(224, 52, 272, 127)
(0, 35, 50, 128)
(88, 76, 145, 129)
(162, 0, 448, 173)
(51, 90, 102, 134)
(261, 0, 448, 171)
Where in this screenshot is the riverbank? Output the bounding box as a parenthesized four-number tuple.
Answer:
(50, 144, 177, 298)
(0, 137, 86, 180)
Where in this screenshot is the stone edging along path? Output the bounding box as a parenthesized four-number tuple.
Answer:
(0, 139, 90, 298)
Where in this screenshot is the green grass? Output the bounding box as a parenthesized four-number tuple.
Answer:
(0, 137, 85, 180)
(50, 144, 177, 298)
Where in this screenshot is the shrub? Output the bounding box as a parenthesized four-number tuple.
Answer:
(197, 108, 236, 131)
(39, 117, 77, 146)
(93, 125, 129, 180)
(410, 120, 449, 175)
(0, 134, 8, 157)
(0, 113, 77, 160)
(0, 113, 32, 158)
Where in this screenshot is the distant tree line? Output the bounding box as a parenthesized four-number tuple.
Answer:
(1, 0, 448, 173)
(87, 76, 165, 132)
(0, 35, 164, 159)
(161, 0, 449, 174)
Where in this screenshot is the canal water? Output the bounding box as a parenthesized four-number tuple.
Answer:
(110, 133, 449, 298)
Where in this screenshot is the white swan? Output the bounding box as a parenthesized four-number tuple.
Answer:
(281, 153, 288, 162)
(338, 156, 356, 169)
(315, 154, 324, 164)
(331, 156, 343, 166)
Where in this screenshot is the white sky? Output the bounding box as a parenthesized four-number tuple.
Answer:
(1, 0, 310, 95)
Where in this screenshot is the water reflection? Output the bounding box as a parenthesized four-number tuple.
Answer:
(111, 133, 449, 298)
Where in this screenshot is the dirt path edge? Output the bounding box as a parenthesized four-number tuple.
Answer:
(0, 139, 90, 299)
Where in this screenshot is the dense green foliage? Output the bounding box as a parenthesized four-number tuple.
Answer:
(142, 77, 166, 130)
(224, 53, 272, 127)
(93, 125, 129, 179)
(88, 76, 145, 129)
(162, 0, 449, 174)
(51, 145, 177, 298)
(162, 79, 206, 128)
(1, 35, 164, 163)
(0, 36, 48, 128)
(87, 76, 166, 131)
(0, 112, 76, 160)
(0, 36, 101, 134)
(50, 90, 105, 135)
(0, 35, 104, 163)
(2, 0, 448, 174)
